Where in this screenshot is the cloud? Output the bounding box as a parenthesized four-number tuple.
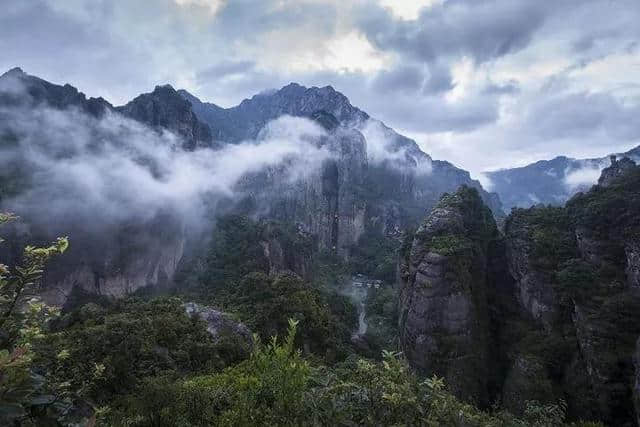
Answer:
(359, 119, 432, 175)
(1, 0, 640, 176)
(0, 98, 332, 233)
(563, 163, 605, 190)
(358, 0, 553, 64)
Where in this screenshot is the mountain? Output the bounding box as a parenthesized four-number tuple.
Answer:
(398, 159, 640, 425)
(178, 83, 504, 223)
(0, 67, 502, 305)
(117, 84, 215, 150)
(178, 82, 369, 142)
(0, 67, 112, 116)
(485, 145, 640, 211)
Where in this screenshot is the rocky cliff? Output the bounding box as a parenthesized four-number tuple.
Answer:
(0, 68, 502, 306)
(397, 186, 500, 405)
(399, 159, 640, 425)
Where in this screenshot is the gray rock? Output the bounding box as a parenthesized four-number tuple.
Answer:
(598, 156, 637, 187)
(505, 214, 557, 327)
(398, 187, 497, 406)
(635, 338, 640, 427)
(626, 241, 640, 289)
(184, 302, 253, 347)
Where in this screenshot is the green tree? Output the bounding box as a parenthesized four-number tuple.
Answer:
(0, 213, 70, 424)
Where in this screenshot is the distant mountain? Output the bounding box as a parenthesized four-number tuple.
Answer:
(485, 146, 640, 211)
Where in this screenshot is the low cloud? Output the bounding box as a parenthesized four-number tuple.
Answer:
(0, 100, 332, 234)
(359, 119, 432, 175)
(563, 162, 605, 190)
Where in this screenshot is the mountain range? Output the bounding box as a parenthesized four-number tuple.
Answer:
(486, 145, 640, 211)
(2, 66, 640, 425)
(0, 66, 501, 305)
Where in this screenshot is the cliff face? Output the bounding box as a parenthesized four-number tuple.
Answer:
(397, 186, 499, 405)
(0, 68, 503, 307)
(398, 160, 640, 425)
(180, 85, 504, 226)
(240, 121, 368, 256)
(635, 339, 640, 427)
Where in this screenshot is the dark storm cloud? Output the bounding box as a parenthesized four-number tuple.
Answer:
(1, 0, 639, 173)
(370, 62, 453, 96)
(527, 91, 640, 141)
(358, 0, 555, 64)
(422, 63, 455, 94)
(372, 65, 424, 94)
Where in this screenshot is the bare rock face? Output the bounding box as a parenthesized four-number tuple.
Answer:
(243, 123, 368, 257)
(626, 241, 640, 289)
(635, 338, 640, 427)
(398, 186, 499, 405)
(598, 155, 636, 187)
(184, 302, 253, 348)
(504, 215, 558, 327)
(37, 218, 186, 306)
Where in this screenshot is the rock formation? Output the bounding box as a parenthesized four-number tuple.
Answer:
(397, 186, 499, 405)
(398, 161, 640, 425)
(184, 302, 253, 348)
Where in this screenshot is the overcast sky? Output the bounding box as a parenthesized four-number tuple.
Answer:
(2, 0, 640, 176)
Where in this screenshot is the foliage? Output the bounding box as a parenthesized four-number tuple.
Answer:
(201, 215, 270, 291)
(566, 166, 640, 238)
(361, 285, 398, 354)
(348, 230, 398, 282)
(36, 297, 249, 406)
(429, 233, 472, 256)
(106, 319, 311, 426)
(0, 213, 72, 425)
(508, 205, 576, 271)
(229, 272, 353, 361)
(105, 319, 593, 427)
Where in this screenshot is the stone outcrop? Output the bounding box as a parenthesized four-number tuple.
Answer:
(635, 338, 640, 427)
(598, 155, 637, 187)
(184, 302, 253, 348)
(398, 186, 499, 405)
(37, 217, 186, 306)
(243, 122, 368, 256)
(504, 213, 558, 327)
(398, 162, 640, 424)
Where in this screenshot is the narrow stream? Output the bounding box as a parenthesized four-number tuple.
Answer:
(348, 274, 381, 338)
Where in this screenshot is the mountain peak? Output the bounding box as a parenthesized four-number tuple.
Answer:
(1, 67, 26, 79)
(153, 83, 177, 93)
(598, 156, 637, 187)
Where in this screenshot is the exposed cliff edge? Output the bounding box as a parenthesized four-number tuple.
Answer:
(397, 186, 500, 405)
(398, 159, 640, 425)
